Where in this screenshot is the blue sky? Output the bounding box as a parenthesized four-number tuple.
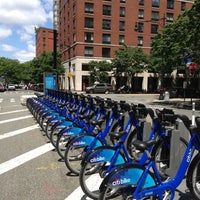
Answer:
(0, 0, 53, 63)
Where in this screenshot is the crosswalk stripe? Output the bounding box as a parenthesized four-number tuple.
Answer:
(0, 143, 54, 175)
(0, 115, 32, 124)
(0, 109, 28, 115)
(0, 125, 40, 140)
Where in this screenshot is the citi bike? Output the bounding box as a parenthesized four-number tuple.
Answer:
(99, 115, 198, 200)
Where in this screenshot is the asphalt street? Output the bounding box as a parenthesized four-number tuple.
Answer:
(0, 90, 199, 200)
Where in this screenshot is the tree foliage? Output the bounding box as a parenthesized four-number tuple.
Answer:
(112, 45, 150, 77)
(88, 60, 112, 83)
(0, 51, 65, 84)
(151, 0, 200, 74)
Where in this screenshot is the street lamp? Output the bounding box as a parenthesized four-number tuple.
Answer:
(134, 14, 166, 99)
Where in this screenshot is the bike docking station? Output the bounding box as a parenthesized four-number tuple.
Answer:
(165, 119, 190, 177)
(139, 108, 191, 178)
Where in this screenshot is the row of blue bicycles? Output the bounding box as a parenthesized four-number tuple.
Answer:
(26, 89, 200, 200)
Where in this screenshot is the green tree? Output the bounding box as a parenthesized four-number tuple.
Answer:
(30, 51, 65, 83)
(112, 45, 150, 86)
(88, 60, 112, 83)
(151, 0, 200, 77)
(0, 57, 21, 84)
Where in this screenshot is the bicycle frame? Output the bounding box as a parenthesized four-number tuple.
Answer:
(102, 125, 200, 200)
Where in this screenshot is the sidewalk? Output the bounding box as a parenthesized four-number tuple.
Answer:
(153, 97, 200, 110)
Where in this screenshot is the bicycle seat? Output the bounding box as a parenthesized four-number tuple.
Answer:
(132, 139, 157, 152)
(109, 130, 127, 140)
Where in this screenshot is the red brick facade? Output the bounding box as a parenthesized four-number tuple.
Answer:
(35, 27, 54, 58)
(57, 0, 194, 61)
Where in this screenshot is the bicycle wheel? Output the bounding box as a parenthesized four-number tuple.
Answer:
(56, 134, 71, 159)
(99, 164, 157, 200)
(79, 146, 126, 199)
(64, 134, 103, 175)
(79, 161, 105, 199)
(126, 128, 143, 160)
(50, 126, 63, 147)
(151, 137, 188, 180)
(64, 139, 86, 175)
(186, 153, 200, 200)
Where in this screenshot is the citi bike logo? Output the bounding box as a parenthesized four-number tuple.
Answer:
(90, 156, 105, 163)
(187, 148, 192, 163)
(111, 177, 131, 186)
(73, 141, 86, 146)
(63, 131, 74, 136)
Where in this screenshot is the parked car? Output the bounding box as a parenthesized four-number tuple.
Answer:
(7, 84, 16, 91)
(116, 85, 131, 94)
(85, 83, 113, 94)
(0, 83, 5, 92)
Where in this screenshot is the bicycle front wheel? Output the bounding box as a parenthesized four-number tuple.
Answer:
(186, 153, 200, 200)
(151, 137, 188, 180)
(64, 142, 86, 175)
(80, 161, 106, 199)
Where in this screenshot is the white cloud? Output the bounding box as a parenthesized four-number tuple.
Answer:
(0, 27, 12, 39)
(1, 44, 17, 52)
(0, 0, 53, 62)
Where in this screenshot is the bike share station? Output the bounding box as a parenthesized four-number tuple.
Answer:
(140, 108, 191, 178)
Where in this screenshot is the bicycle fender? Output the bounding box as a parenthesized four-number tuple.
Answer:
(87, 147, 126, 165)
(62, 127, 84, 136)
(71, 134, 103, 148)
(56, 121, 73, 129)
(107, 164, 156, 189)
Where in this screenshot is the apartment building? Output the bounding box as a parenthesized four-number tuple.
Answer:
(57, 0, 194, 92)
(35, 27, 54, 58)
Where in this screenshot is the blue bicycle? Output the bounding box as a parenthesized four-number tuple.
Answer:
(63, 100, 130, 175)
(79, 107, 188, 199)
(99, 114, 197, 200)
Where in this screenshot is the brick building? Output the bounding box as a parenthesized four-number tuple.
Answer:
(35, 27, 54, 58)
(56, 0, 194, 92)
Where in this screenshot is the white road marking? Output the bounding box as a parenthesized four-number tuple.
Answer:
(0, 109, 28, 115)
(0, 98, 3, 103)
(10, 98, 15, 103)
(0, 115, 32, 124)
(0, 143, 54, 175)
(65, 175, 98, 200)
(0, 125, 40, 140)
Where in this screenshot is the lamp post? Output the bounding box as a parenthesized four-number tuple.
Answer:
(134, 14, 166, 99)
(53, 0, 58, 90)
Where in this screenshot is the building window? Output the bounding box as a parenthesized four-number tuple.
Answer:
(102, 48, 110, 57)
(138, 9, 144, 19)
(103, 5, 111, 16)
(82, 64, 89, 71)
(85, 32, 94, 43)
(120, 7, 125, 17)
(166, 13, 174, 22)
(119, 21, 125, 31)
(119, 35, 125, 44)
(139, 0, 144, 6)
(120, 0, 126, 3)
(138, 36, 143, 46)
(151, 24, 158, 34)
(181, 2, 186, 11)
(152, 0, 159, 8)
(167, 0, 174, 10)
(85, 3, 94, 14)
(151, 11, 159, 21)
(84, 47, 93, 56)
(85, 17, 94, 28)
(138, 22, 144, 33)
(102, 19, 111, 30)
(102, 34, 111, 44)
